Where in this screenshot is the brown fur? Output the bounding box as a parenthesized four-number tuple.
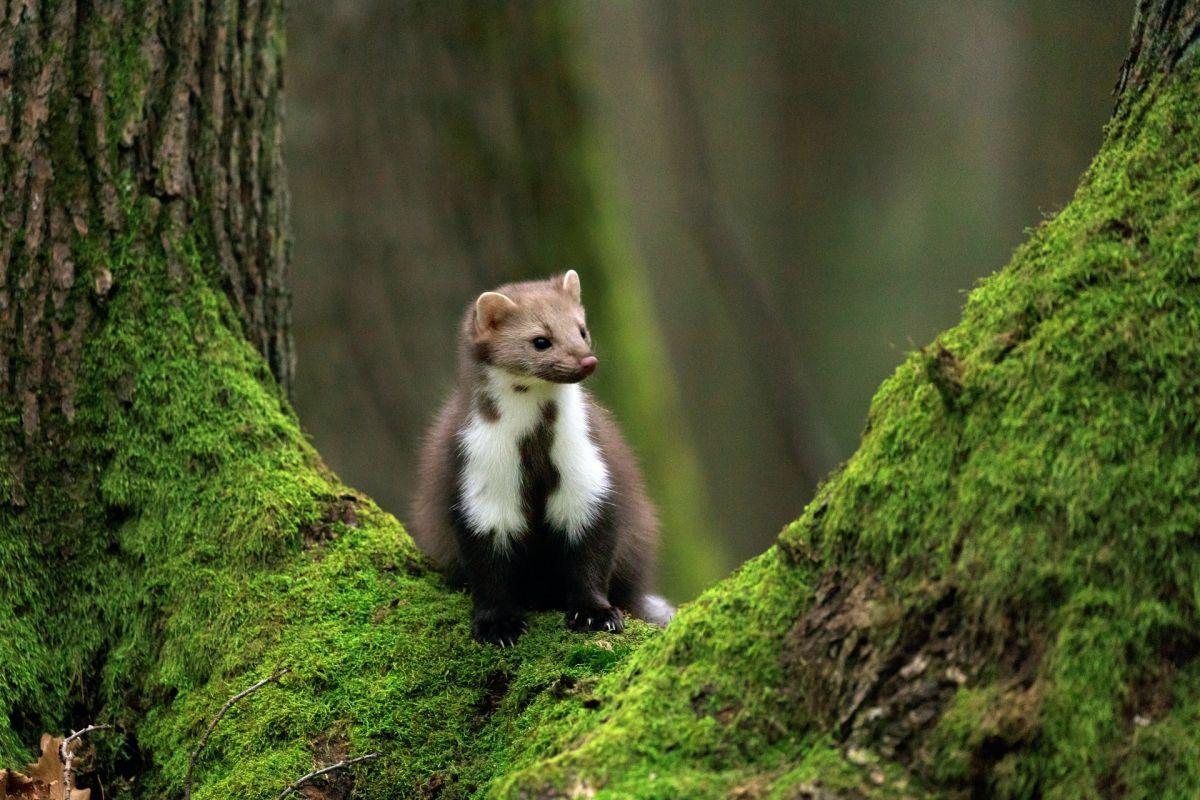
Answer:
(409, 273, 667, 643)
(469, 276, 594, 384)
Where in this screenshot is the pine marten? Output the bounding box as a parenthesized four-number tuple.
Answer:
(411, 271, 674, 646)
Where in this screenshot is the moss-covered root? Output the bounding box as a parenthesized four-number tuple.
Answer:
(486, 549, 924, 799)
(481, 70, 1200, 799)
(137, 513, 661, 799)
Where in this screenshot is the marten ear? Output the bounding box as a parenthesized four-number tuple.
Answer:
(475, 291, 518, 335)
(561, 269, 582, 303)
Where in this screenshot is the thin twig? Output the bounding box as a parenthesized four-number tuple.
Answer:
(275, 752, 381, 800)
(60, 724, 112, 797)
(185, 667, 291, 800)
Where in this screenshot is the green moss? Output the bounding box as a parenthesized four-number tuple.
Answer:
(1, 5, 712, 793)
(1, 171, 654, 797)
(485, 549, 819, 797)
(99, 0, 154, 163)
(1116, 663, 1200, 799)
(77, 198, 661, 797)
(767, 743, 924, 799)
(778, 71, 1200, 797)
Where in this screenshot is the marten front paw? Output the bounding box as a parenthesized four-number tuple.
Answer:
(566, 603, 625, 634)
(472, 610, 526, 647)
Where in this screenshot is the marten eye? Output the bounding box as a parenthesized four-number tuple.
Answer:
(579, 325, 588, 339)
(532, 336, 552, 351)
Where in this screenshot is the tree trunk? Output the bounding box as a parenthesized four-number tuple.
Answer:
(1, 0, 288, 770)
(0, 0, 292, 451)
(2, 0, 1199, 798)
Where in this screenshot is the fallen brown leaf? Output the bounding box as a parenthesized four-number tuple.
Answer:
(0, 735, 90, 800)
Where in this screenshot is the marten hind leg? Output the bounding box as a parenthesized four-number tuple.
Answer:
(610, 570, 675, 628)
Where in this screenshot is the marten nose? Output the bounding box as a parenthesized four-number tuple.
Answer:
(579, 355, 598, 376)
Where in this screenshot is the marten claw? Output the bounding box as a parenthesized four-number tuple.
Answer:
(472, 611, 526, 647)
(566, 604, 624, 633)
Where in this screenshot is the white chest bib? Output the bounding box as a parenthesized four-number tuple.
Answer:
(457, 368, 611, 550)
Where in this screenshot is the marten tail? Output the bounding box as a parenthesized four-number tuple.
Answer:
(630, 593, 675, 627)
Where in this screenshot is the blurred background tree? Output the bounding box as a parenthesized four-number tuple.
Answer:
(285, 0, 1130, 600)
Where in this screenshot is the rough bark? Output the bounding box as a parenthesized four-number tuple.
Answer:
(2, 1, 1199, 799)
(1115, 0, 1200, 113)
(0, 0, 292, 446)
(0, 0, 290, 778)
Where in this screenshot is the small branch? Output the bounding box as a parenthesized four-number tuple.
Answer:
(60, 724, 112, 797)
(275, 752, 381, 800)
(185, 666, 290, 800)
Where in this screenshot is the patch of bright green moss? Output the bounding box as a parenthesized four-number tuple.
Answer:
(2, 171, 657, 797)
(485, 549, 821, 798)
(785, 70, 1200, 798)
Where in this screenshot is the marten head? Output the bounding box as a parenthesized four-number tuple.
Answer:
(469, 271, 597, 384)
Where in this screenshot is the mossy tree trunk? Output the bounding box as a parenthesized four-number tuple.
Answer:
(2, 0, 1200, 798)
(1, 0, 290, 774)
(0, 0, 293, 414)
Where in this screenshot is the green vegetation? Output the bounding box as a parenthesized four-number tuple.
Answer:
(487, 69, 1200, 797)
(788, 68, 1200, 797)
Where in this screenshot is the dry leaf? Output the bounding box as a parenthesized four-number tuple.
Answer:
(0, 735, 91, 800)
(0, 767, 40, 799)
(25, 735, 61, 787)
